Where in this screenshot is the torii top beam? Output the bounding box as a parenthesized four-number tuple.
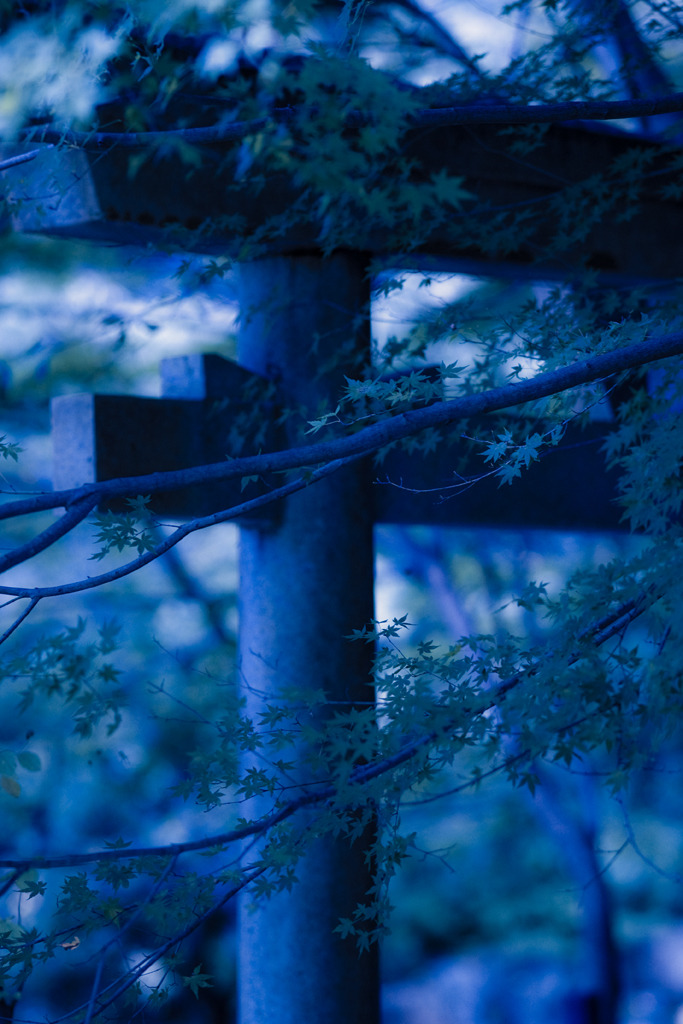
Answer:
(5, 116, 683, 282)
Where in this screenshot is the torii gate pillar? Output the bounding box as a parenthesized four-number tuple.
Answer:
(236, 252, 379, 1024)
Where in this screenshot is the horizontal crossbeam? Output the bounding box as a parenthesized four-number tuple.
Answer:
(7, 121, 683, 280)
(51, 354, 623, 531)
(51, 355, 283, 523)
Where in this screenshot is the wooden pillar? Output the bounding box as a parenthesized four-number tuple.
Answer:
(236, 252, 379, 1024)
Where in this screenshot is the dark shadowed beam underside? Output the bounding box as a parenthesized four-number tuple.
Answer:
(6, 121, 683, 281)
(51, 354, 625, 532)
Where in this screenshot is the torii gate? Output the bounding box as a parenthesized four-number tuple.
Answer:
(7, 104, 683, 1024)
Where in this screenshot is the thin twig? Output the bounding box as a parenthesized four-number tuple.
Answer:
(0, 598, 40, 647)
(0, 496, 97, 576)
(0, 454, 365, 599)
(0, 147, 51, 172)
(0, 870, 23, 899)
(64, 866, 266, 1024)
(83, 954, 105, 1024)
(617, 793, 683, 884)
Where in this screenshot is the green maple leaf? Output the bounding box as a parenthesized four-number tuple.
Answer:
(430, 169, 474, 208)
(183, 964, 213, 999)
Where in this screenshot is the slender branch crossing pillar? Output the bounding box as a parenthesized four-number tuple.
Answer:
(237, 252, 379, 1024)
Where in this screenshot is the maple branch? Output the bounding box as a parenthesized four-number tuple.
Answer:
(56, 865, 266, 1024)
(0, 586, 654, 873)
(0, 788, 319, 870)
(0, 454, 364, 598)
(1, 327, 681, 527)
(416, 91, 683, 127)
(21, 91, 683, 149)
(0, 495, 97, 576)
(0, 147, 50, 171)
(0, 596, 40, 646)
